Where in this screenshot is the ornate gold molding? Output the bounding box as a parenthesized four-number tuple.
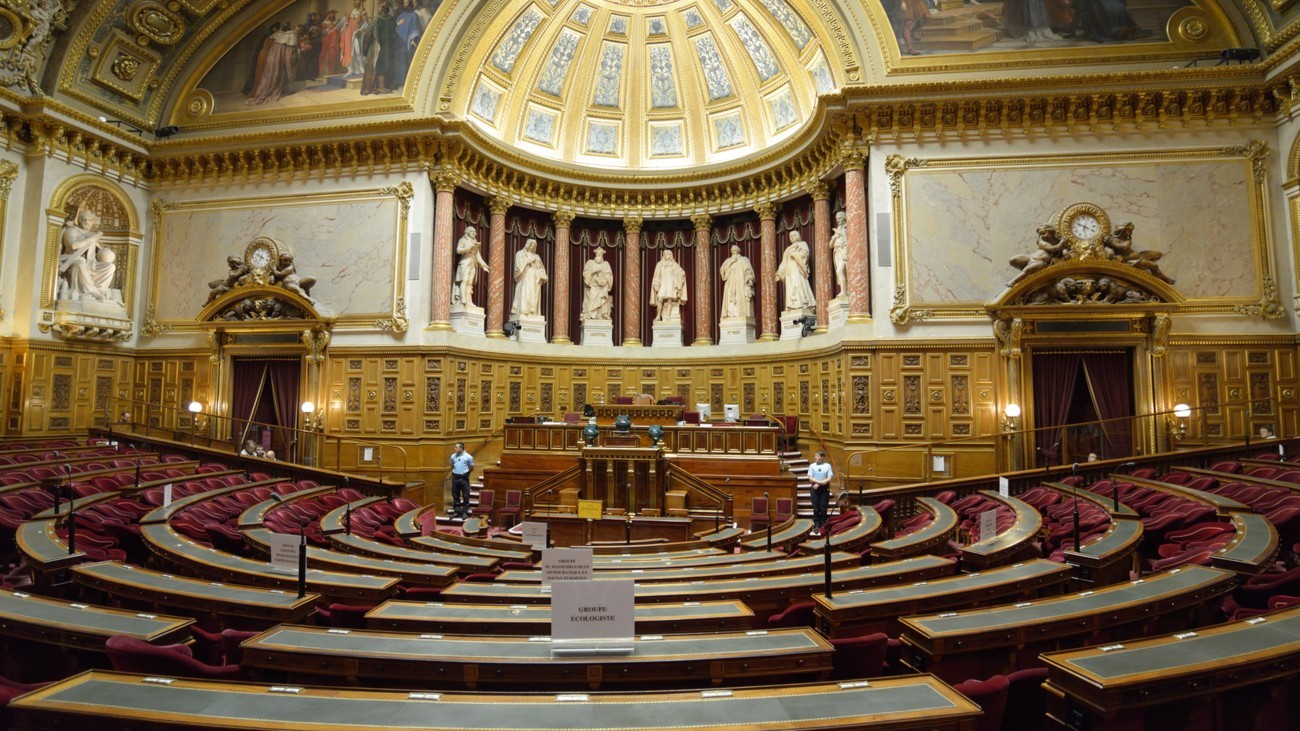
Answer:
(552, 210, 575, 228)
(489, 196, 513, 215)
(623, 216, 643, 234)
(690, 213, 712, 231)
(754, 202, 778, 220)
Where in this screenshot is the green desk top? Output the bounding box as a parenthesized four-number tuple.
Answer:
(412, 533, 534, 560)
(591, 547, 727, 564)
(738, 519, 814, 549)
(960, 492, 1041, 557)
(0, 587, 192, 643)
(15, 518, 85, 568)
(242, 527, 458, 583)
(495, 552, 860, 583)
(1044, 603, 1300, 683)
(367, 599, 754, 626)
(244, 625, 829, 662)
(139, 523, 398, 594)
(903, 566, 1234, 636)
(817, 559, 1069, 610)
(1066, 515, 1143, 561)
(72, 560, 321, 612)
(441, 555, 955, 604)
(1214, 512, 1278, 570)
(326, 531, 498, 570)
(9, 670, 982, 731)
(870, 497, 957, 553)
(797, 509, 882, 553)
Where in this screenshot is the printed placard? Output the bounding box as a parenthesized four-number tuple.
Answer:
(979, 509, 998, 543)
(543, 547, 594, 585)
(577, 499, 603, 520)
(998, 476, 1010, 497)
(520, 521, 548, 549)
(550, 578, 634, 641)
(268, 531, 300, 574)
(162, 483, 174, 507)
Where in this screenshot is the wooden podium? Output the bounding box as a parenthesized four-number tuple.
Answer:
(590, 404, 683, 426)
(581, 445, 665, 514)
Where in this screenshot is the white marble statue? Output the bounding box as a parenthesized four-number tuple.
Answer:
(581, 246, 614, 321)
(452, 226, 489, 308)
(775, 230, 816, 310)
(57, 209, 118, 304)
(829, 211, 848, 298)
(650, 249, 687, 322)
(511, 237, 548, 317)
(719, 244, 755, 318)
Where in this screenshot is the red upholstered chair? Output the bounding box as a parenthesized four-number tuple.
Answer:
(104, 635, 242, 680)
(472, 489, 496, 520)
(750, 496, 770, 528)
(683, 411, 701, 425)
(829, 633, 889, 679)
(612, 396, 635, 405)
(1001, 668, 1049, 730)
(189, 625, 226, 665)
(0, 674, 50, 726)
(772, 497, 794, 524)
(953, 674, 1010, 731)
(778, 416, 798, 451)
(496, 490, 523, 527)
(320, 603, 374, 629)
(766, 600, 816, 629)
(220, 629, 259, 665)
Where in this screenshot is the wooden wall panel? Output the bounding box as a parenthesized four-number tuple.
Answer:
(1166, 340, 1300, 442)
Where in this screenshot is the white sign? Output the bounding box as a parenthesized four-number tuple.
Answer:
(543, 548, 593, 587)
(362, 447, 374, 462)
(932, 455, 947, 473)
(550, 579, 635, 642)
(979, 509, 998, 543)
(162, 483, 174, 507)
(520, 522, 548, 549)
(998, 476, 1010, 497)
(268, 531, 300, 574)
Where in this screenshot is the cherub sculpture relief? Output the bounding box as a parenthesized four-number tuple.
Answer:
(1008, 224, 1067, 284)
(1103, 222, 1175, 284)
(207, 257, 248, 303)
(274, 253, 317, 302)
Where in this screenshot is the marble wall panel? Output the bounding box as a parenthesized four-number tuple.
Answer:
(155, 196, 399, 320)
(905, 159, 1255, 305)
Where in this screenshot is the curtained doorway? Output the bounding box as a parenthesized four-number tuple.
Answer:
(1031, 350, 1134, 467)
(230, 357, 302, 460)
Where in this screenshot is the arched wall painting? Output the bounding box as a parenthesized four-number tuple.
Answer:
(879, 0, 1185, 56)
(197, 0, 439, 113)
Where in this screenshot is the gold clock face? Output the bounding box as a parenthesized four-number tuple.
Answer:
(1070, 213, 1100, 240)
(1056, 204, 1111, 255)
(244, 238, 279, 273)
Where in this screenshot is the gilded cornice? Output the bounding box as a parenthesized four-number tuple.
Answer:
(690, 213, 713, 231)
(552, 210, 575, 227)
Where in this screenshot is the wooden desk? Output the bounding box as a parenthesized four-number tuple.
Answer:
(534, 513, 694, 547)
(0, 587, 193, 652)
(8, 670, 984, 731)
(870, 497, 958, 561)
(813, 559, 1073, 638)
(899, 565, 1236, 683)
(1041, 603, 1300, 731)
(738, 518, 814, 551)
(240, 626, 834, 690)
(365, 599, 757, 634)
(72, 560, 319, 628)
(495, 551, 862, 583)
(958, 491, 1042, 570)
(440, 555, 956, 617)
(241, 527, 458, 588)
(591, 404, 683, 426)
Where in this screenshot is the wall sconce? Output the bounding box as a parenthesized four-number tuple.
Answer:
(187, 401, 205, 443)
(1169, 403, 1191, 441)
(301, 401, 324, 432)
(1001, 403, 1021, 433)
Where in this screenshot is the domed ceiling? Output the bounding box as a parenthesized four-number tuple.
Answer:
(452, 0, 842, 170)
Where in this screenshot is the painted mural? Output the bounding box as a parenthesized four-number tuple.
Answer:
(197, 0, 439, 113)
(880, 0, 1184, 56)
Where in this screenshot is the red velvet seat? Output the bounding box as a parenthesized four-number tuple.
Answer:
(766, 600, 816, 629)
(750, 496, 770, 528)
(496, 490, 522, 527)
(828, 632, 889, 679)
(472, 489, 495, 521)
(1002, 667, 1049, 730)
(319, 603, 374, 629)
(104, 635, 242, 680)
(952, 674, 1010, 731)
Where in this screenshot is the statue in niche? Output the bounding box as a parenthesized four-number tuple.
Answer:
(511, 238, 548, 317)
(1103, 222, 1175, 284)
(775, 231, 816, 310)
(452, 226, 488, 308)
(650, 249, 687, 322)
(829, 211, 848, 298)
(1008, 224, 1066, 285)
(719, 245, 755, 318)
(57, 209, 119, 305)
(274, 252, 317, 302)
(581, 246, 613, 321)
(207, 256, 247, 303)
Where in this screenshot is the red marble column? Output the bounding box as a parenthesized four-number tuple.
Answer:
(844, 151, 870, 320)
(810, 181, 831, 332)
(551, 211, 575, 344)
(429, 169, 461, 329)
(691, 214, 712, 346)
(486, 197, 511, 338)
(623, 216, 643, 346)
(756, 202, 778, 341)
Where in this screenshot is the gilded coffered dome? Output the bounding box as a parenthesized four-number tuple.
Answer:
(452, 0, 844, 171)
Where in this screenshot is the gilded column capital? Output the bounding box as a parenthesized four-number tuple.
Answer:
(430, 168, 462, 192)
(489, 196, 513, 215)
(553, 210, 576, 228)
(754, 202, 777, 221)
(805, 180, 829, 200)
(624, 216, 643, 234)
(841, 150, 867, 171)
(690, 213, 712, 231)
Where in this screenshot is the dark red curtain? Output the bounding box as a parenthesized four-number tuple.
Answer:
(1081, 352, 1133, 459)
(1032, 352, 1081, 467)
(267, 359, 301, 458)
(230, 358, 300, 455)
(231, 360, 267, 448)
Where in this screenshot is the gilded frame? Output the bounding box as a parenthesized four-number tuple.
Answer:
(887, 141, 1279, 325)
(145, 183, 412, 336)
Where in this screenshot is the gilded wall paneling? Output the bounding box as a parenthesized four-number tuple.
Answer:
(887, 143, 1280, 326)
